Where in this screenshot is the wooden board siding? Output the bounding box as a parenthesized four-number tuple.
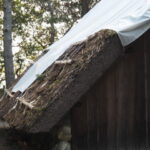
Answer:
(145, 30, 150, 149)
(71, 30, 150, 150)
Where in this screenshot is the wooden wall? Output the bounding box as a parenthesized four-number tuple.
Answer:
(71, 30, 150, 150)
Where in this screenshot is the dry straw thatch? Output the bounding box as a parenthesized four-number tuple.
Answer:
(0, 29, 123, 132)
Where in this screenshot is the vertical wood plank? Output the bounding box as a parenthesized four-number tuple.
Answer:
(86, 91, 98, 150)
(71, 97, 88, 150)
(144, 30, 150, 149)
(71, 30, 150, 150)
(105, 66, 117, 150)
(96, 77, 108, 150)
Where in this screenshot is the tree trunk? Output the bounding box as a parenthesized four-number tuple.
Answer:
(48, 2, 56, 44)
(3, 0, 15, 88)
(81, 0, 90, 16)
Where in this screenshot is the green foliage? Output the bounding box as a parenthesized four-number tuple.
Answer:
(36, 74, 45, 81)
(0, 0, 100, 89)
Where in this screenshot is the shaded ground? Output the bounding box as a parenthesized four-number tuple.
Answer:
(0, 114, 71, 150)
(0, 129, 19, 150)
(0, 129, 57, 150)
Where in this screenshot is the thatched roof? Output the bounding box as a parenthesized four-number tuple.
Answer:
(0, 29, 124, 133)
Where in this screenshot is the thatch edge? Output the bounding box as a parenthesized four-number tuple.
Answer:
(29, 31, 124, 132)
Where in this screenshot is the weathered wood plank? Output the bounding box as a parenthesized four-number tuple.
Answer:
(144, 30, 150, 149)
(71, 30, 150, 150)
(86, 90, 98, 150)
(71, 98, 88, 150)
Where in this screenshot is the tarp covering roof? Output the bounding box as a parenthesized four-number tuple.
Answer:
(12, 0, 150, 93)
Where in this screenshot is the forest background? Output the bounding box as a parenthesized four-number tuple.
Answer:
(0, 0, 100, 96)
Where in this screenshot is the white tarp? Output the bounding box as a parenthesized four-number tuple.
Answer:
(12, 0, 150, 93)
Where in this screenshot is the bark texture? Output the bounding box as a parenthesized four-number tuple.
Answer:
(81, 0, 90, 16)
(3, 0, 15, 88)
